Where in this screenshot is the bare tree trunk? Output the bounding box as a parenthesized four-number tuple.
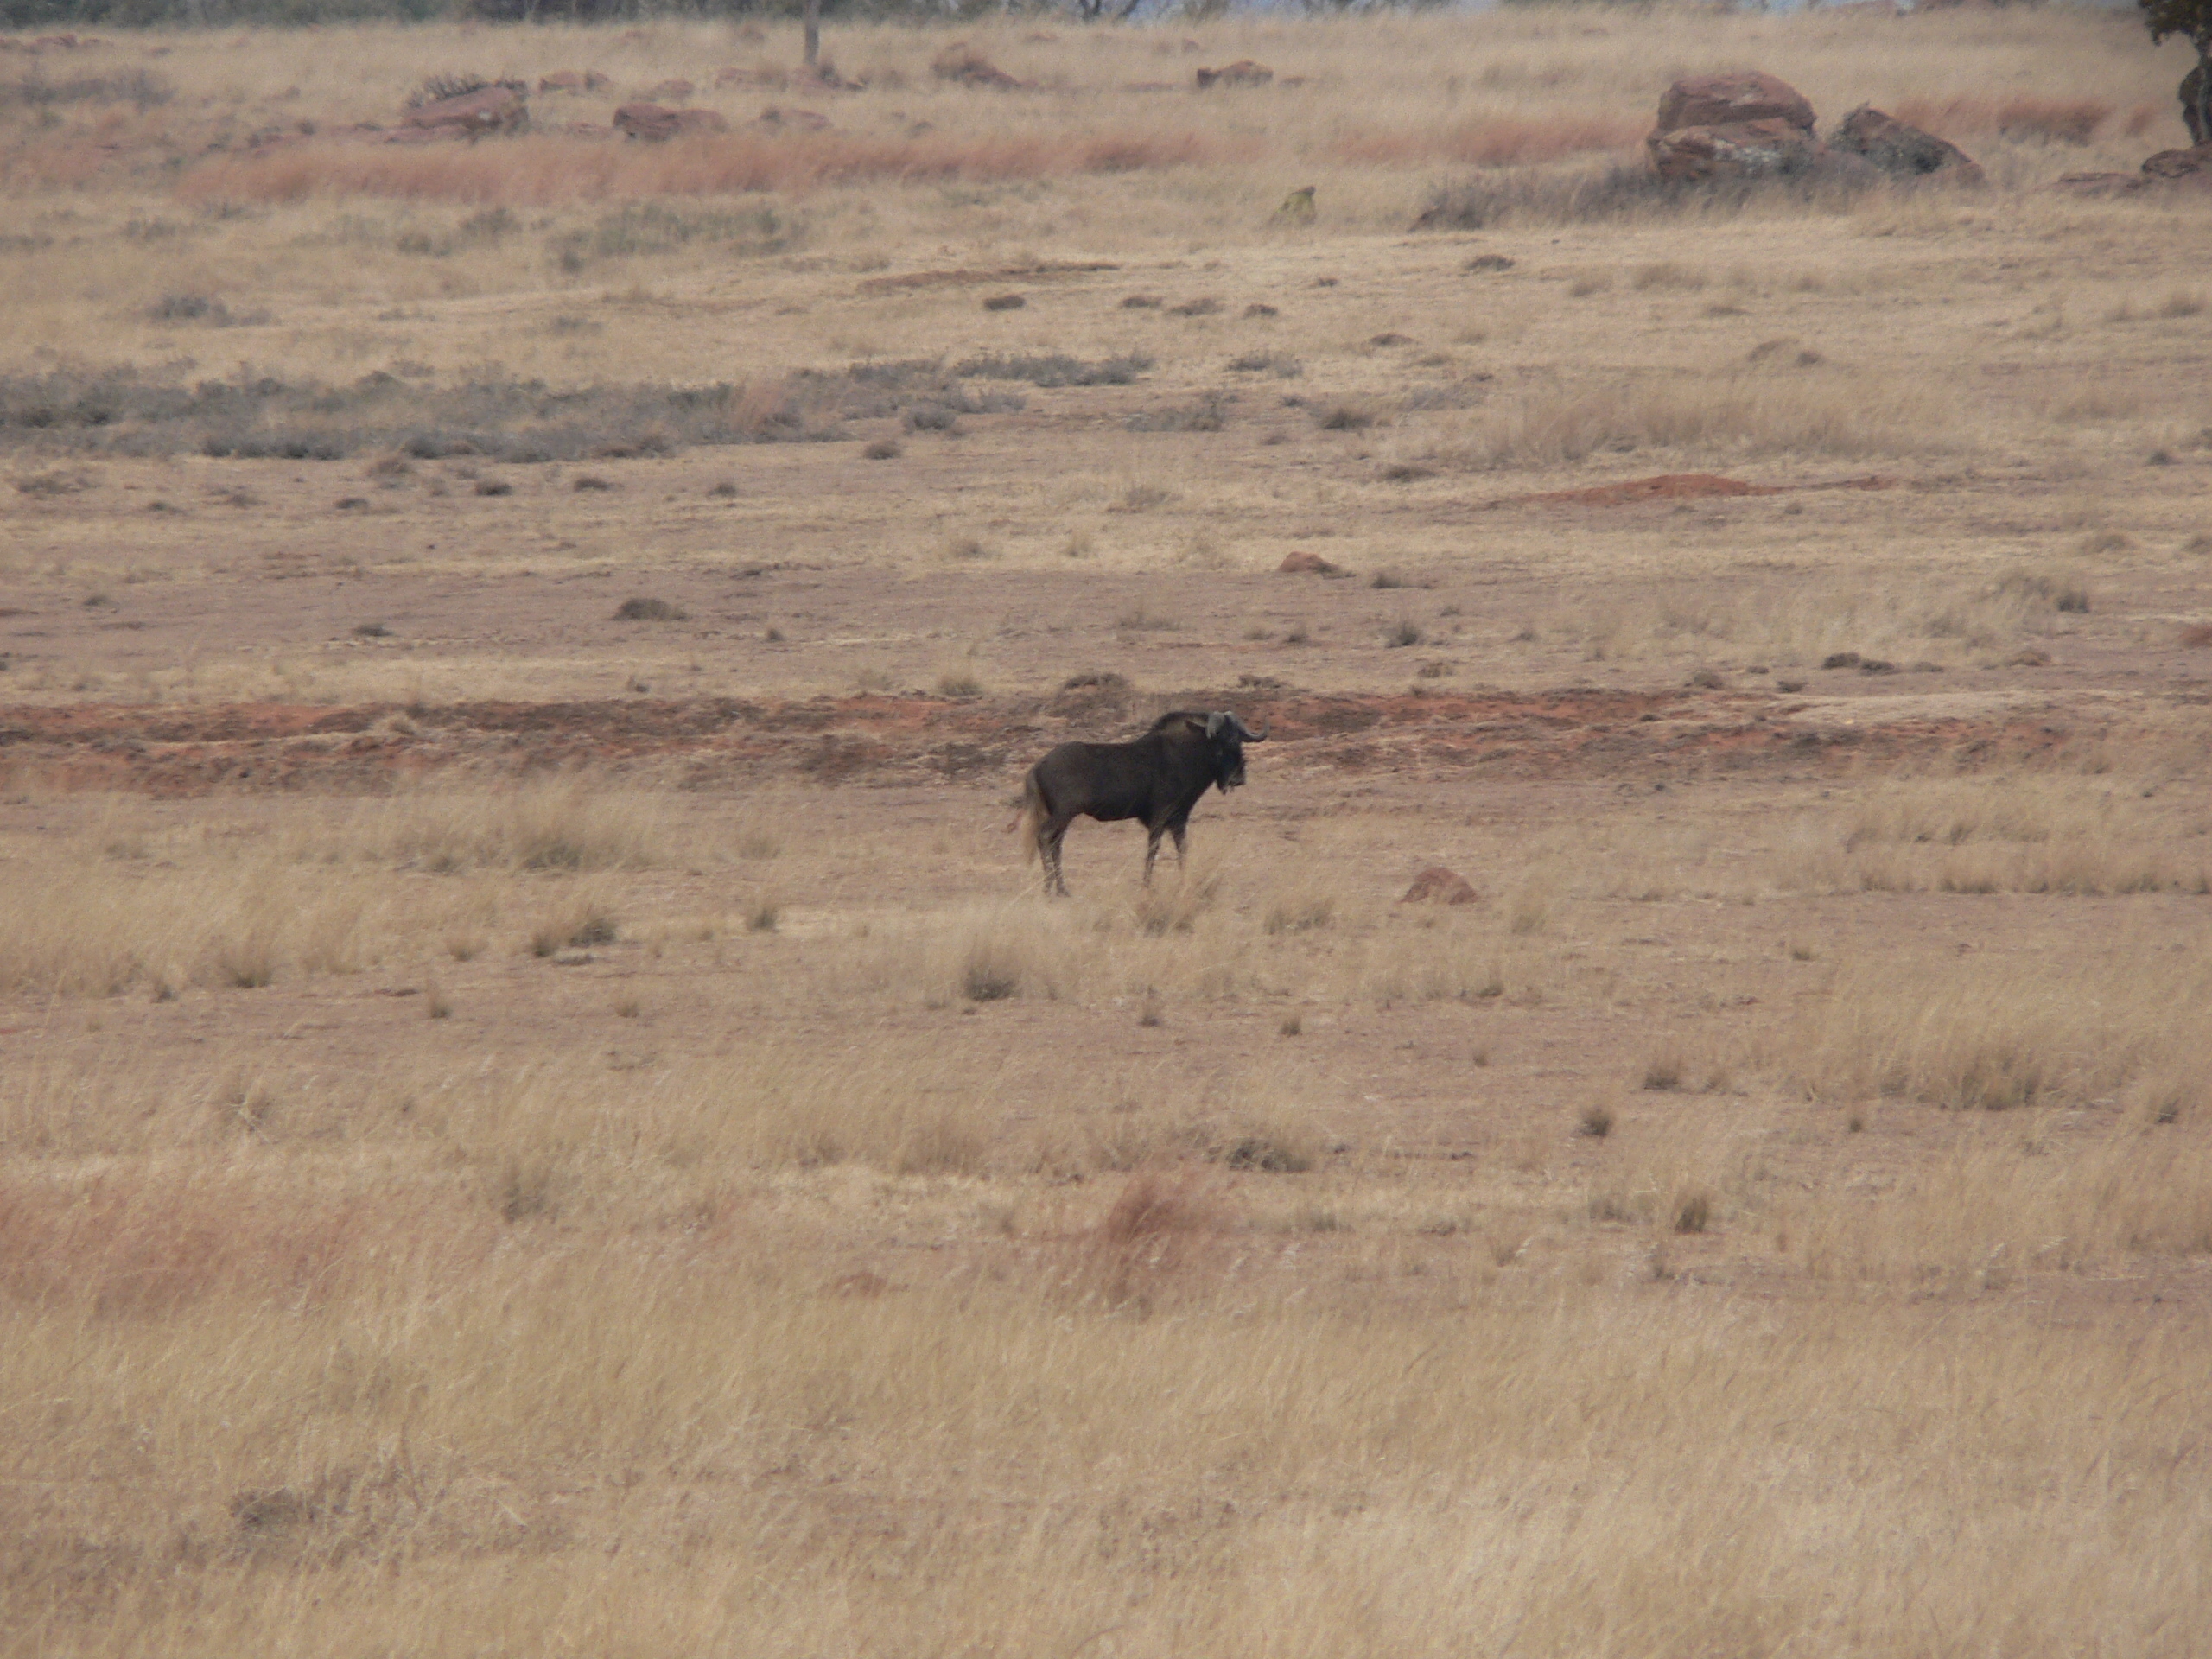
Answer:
(2196, 41, 2212, 147)
(804, 0, 821, 71)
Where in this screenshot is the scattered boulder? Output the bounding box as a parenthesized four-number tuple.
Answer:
(402, 82, 527, 138)
(932, 42, 1023, 90)
(1278, 550, 1340, 575)
(1830, 105, 1982, 183)
(1654, 71, 1815, 137)
(757, 105, 831, 131)
(614, 103, 727, 141)
(2049, 170, 2143, 198)
(1649, 118, 1818, 181)
(1402, 866, 1480, 906)
(2142, 141, 2212, 183)
(1195, 60, 1273, 91)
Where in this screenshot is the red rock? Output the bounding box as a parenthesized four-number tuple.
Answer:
(2143, 141, 2212, 182)
(615, 102, 678, 141)
(1402, 866, 1480, 906)
(1195, 60, 1273, 91)
(1278, 550, 1339, 575)
(645, 78, 694, 100)
(402, 84, 527, 137)
(2050, 171, 2143, 197)
(1829, 105, 1982, 183)
(1649, 118, 1817, 182)
(758, 106, 831, 131)
(1654, 71, 1815, 136)
(932, 43, 1023, 90)
(615, 103, 726, 140)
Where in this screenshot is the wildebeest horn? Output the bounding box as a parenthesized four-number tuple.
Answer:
(1230, 713, 1267, 742)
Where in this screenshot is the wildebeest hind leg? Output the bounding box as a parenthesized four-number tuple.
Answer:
(1041, 819, 1071, 896)
(1142, 829, 1166, 887)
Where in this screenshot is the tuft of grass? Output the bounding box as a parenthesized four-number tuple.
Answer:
(1220, 1134, 1313, 1174)
(961, 947, 1020, 1003)
(613, 596, 685, 621)
(1127, 392, 1229, 434)
(1579, 1104, 1615, 1140)
(1313, 401, 1376, 431)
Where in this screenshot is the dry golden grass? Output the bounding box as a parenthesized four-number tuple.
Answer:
(8, 766, 2212, 1650)
(10, 8, 2212, 1652)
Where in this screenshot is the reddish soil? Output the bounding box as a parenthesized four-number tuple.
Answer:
(0, 687, 2112, 795)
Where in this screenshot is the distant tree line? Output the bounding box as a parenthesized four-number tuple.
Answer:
(0, 0, 1033, 25)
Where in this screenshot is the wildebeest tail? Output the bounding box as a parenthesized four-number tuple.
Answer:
(1008, 769, 1045, 863)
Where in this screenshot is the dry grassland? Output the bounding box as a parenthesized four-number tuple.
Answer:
(6, 7, 2212, 1655)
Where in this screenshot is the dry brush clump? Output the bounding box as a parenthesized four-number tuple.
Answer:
(1563, 571, 2056, 670)
(1413, 159, 1884, 232)
(1415, 368, 1956, 471)
(1778, 1124, 2212, 1287)
(1781, 777, 2212, 897)
(1789, 951, 2210, 1116)
(177, 126, 1235, 207)
(0, 365, 861, 462)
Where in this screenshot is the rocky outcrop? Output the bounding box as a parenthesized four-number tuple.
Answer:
(1195, 60, 1273, 91)
(758, 106, 831, 132)
(2053, 141, 2212, 198)
(401, 84, 527, 138)
(1829, 105, 1983, 183)
(613, 103, 728, 141)
(931, 43, 1022, 90)
(1647, 72, 1820, 181)
(1655, 71, 1815, 137)
(1401, 866, 1480, 905)
(1650, 118, 1818, 181)
(2142, 141, 2212, 183)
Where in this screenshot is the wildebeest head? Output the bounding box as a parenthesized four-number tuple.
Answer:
(1199, 709, 1267, 792)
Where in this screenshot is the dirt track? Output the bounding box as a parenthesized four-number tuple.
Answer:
(0, 683, 2119, 795)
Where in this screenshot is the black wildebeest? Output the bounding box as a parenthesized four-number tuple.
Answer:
(1014, 710, 1266, 896)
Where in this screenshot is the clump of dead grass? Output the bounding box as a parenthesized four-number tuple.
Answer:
(1420, 370, 1954, 470)
(1791, 952, 2208, 1113)
(179, 127, 1235, 207)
